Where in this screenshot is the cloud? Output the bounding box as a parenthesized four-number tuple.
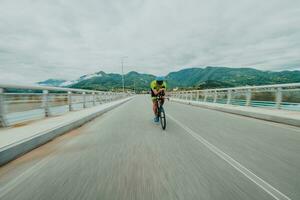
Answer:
(0, 0, 299, 83)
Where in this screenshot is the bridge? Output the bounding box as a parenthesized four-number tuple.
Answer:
(0, 83, 300, 200)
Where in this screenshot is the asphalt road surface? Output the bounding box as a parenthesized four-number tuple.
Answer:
(0, 95, 299, 200)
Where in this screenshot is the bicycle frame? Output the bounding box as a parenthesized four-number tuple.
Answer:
(155, 95, 166, 130)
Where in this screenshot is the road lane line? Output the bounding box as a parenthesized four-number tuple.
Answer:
(168, 114, 292, 200)
(206, 108, 300, 133)
(170, 100, 300, 133)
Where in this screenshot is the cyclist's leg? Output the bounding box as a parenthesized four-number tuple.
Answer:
(152, 99, 158, 116)
(152, 99, 159, 122)
(161, 98, 165, 105)
(150, 89, 159, 122)
(150, 89, 158, 115)
(160, 95, 165, 105)
(159, 90, 165, 105)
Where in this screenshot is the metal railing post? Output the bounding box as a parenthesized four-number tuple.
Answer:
(227, 90, 232, 104)
(185, 91, 188, 100)
(99, 93, 102, 104)
(204, 92, 207, 102)
(42, 90, 50, 117)
(275, 87, 282, 109)
(68, 91, 73, 111)
(213, 91, 217, 103)
(246, 89, 252, 106)
(0, 88, 8, 127)
(92, 92, 96, 106)
(196, 91, 199, 101)
(82, 92, 86, 108)
(98, 92, 102, 104)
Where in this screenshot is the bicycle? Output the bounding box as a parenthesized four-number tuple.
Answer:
(155, 94, 167, 130)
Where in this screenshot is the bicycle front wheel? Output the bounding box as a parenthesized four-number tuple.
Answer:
(159, 106, 166, 130)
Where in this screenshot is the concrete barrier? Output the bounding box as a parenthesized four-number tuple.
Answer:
(0, 97, 132, 166)
(171, 98, 300, 127)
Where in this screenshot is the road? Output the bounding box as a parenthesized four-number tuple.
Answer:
(0, 95, 299, 200)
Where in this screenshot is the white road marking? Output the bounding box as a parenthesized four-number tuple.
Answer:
(170, 100, 300, 133)
(168, 114, 292, 200)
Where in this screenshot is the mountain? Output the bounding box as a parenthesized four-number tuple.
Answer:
(38, 67, 300, 91)
(197, 80, 234, 89)
(38, 71, 155, 91)
(166, 67, 300, 89)
(61, 71, 107, 86)
(38, 79, 67, 87)
(70, 71, 155, 91)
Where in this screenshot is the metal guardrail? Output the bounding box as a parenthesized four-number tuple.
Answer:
(0, 83, 132, 127)
(169, 83, 300, 111)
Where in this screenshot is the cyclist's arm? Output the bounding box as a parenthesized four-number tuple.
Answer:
(152, 89, 159, 95)
(158, 82, 167, 94)
(158, 88, 165, 93)
(150, 81, 160, 95)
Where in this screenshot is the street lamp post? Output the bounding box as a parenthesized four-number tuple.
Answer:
(121, 56, 128, 93)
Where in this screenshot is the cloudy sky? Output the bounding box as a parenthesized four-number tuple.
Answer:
(0, 0, 299, 83)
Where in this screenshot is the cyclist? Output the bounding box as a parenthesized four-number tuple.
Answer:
(150, 76, 167, 122)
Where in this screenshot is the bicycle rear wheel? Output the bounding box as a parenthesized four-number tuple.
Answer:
(159, 106, 166, 130)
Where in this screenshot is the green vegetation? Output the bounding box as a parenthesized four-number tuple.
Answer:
(70, 71, 155, 92)
(39, 67, 300, 92)
(166, 67, 300, 89)
(37, 79, 66, 87)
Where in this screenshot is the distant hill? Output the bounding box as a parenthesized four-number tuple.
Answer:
(38, 79, 67, 87)
(38, 66, 300, 91)
(70, 71, 155, 91)
(166, 67, 300, 88)
(197, 80, 234, 90)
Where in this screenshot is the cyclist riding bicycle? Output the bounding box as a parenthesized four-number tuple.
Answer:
(150, 76, 167, 122)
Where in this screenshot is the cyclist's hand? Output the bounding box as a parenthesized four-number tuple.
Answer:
(159, 88, 165, 93)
